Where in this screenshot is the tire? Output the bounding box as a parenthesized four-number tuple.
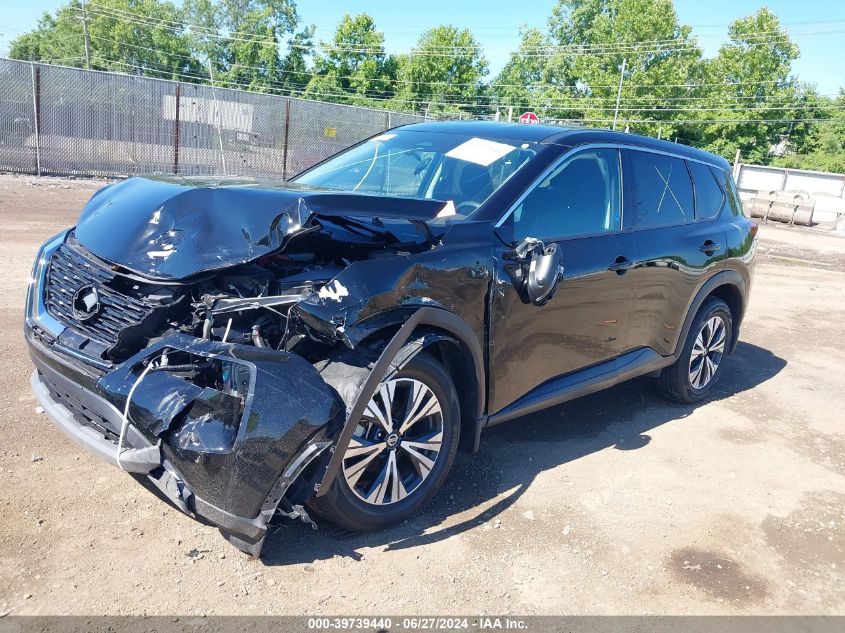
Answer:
(309, 352, 460, 532)
(657, 297, 733, 404)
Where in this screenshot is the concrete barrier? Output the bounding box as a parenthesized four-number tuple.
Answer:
(746, 190, 815, 226)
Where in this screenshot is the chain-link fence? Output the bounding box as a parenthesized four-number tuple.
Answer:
(0, 58, 428, 179)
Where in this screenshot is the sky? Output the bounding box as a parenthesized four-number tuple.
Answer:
(0, 0, 843, 94)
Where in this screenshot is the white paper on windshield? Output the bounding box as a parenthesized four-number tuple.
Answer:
(445, 137, 515, 166)
(437, 200, 456, 218)
(372, 133, 396, 141)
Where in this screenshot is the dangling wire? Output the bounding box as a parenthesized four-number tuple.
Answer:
(117, 356, 161, 471)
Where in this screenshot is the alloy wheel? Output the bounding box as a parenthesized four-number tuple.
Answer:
(688, 315, 727, 390)
(341, 378, 444, 506)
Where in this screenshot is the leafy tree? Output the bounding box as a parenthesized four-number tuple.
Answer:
(184, 0, 301, 93)
(491, 27, 575, 119)
(546, 0, 702, 136)
(773, 91, 845, 173)
(9, 0, 202, 80)
(693, 7, 802, 163)
(393, 25, 488, 116)
(279, 24, 316, 94)
(306, 14, 397, 105)
(302, 72, 344, 103)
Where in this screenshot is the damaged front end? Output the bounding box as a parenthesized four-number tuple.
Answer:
(25, 177, 479, 557)
(28, 332, 343, 555)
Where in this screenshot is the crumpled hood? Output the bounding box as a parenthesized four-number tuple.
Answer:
(74, 176, 446, 280)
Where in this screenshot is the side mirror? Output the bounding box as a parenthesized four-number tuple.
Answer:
(527, 242, 562, 305)
(504, 237, 563, 306)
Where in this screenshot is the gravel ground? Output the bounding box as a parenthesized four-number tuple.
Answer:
(0, 173, 843, 616)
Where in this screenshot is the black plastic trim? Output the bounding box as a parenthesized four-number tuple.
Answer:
(31, 370, 161, 473)
(487, 347, 674, 426)
(315, 307, 485, 497)
(674, 270, 747, 358)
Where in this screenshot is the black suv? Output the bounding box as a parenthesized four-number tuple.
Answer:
(24, 121, 757, 556)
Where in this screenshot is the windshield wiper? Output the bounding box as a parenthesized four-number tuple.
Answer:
(321, 215, 398, 243)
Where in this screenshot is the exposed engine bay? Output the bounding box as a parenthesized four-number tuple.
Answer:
(48, 208, 436, 369)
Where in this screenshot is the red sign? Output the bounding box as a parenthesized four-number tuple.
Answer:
(518, 111, 539, 124)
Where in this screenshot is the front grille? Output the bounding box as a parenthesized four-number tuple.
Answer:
(45, 242, 155, 348)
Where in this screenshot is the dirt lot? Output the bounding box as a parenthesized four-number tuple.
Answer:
(0, 173, 843, 616)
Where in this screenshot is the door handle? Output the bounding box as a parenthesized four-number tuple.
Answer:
(699, 241, 722, 254)
(608, 256, 634, 274)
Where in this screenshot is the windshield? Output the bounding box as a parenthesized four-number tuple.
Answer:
(293, 130, 539, 217)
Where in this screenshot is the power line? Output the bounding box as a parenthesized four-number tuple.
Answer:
(83, 33, 817, 99)
(10, 49, 838, 117)
(79, 2, 828, 59)
(17, 54, 842, 122)
(7, 54, 843, 130)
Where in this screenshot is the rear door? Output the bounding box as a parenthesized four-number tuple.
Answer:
(622, 149, 728, 358)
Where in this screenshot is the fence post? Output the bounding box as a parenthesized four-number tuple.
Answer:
(30, 63, 42, 176)
(282, 98, 291, 181)
(386, 111, 391, 130)
(173, 83, 181, 174)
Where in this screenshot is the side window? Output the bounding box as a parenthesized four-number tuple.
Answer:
(688, 161, 725, 220)
(717, 167, 745, 217)
(514, 148, 621, 241)
(622, 150, 694, 228)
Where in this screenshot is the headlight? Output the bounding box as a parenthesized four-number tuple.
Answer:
(25, 229, 71, 334)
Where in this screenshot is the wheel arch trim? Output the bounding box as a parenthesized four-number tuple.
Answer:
(315, 307, 485, 497)
(676, 270, 747, 358)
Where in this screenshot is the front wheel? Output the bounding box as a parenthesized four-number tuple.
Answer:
(309, 352, 460, 532)
(658, 297, 733, 403)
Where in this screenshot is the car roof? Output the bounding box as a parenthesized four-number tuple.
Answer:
(398, 120, 569, 142)
(397, 120, 730, 169)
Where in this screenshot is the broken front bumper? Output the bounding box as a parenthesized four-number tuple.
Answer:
(25, 324, 344, 557)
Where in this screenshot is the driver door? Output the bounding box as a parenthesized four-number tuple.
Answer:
(488, 147, 638, 414)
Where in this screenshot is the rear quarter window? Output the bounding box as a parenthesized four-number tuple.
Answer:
(717, 167, 746, 217)
(622, 149, 694, 229)
(688, 161, 725, 220)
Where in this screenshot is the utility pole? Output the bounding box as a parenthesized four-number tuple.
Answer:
(80, 1, 92, 70)
(612, 57, 626, 131)
(207, 59, 227, 175)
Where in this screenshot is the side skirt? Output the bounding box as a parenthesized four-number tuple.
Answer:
(486, 348, 675, 426)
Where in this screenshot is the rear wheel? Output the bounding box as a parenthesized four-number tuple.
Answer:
(309, 352, 460, 532)
(658, 297, 733, 403)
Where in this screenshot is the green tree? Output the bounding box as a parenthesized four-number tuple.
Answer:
(546, 0, 702, 135)
(306, 13, 397, 105)
(693, 7, 802, 163)
(393, 25, 488, 116)
(184, 0, 302, 93)
(491, 27, 575, 119)
(773, 91, 845, 173)
(279, 24, 316, 95)
(9, 0, 202, 80)
(302, 72, 344, 103)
